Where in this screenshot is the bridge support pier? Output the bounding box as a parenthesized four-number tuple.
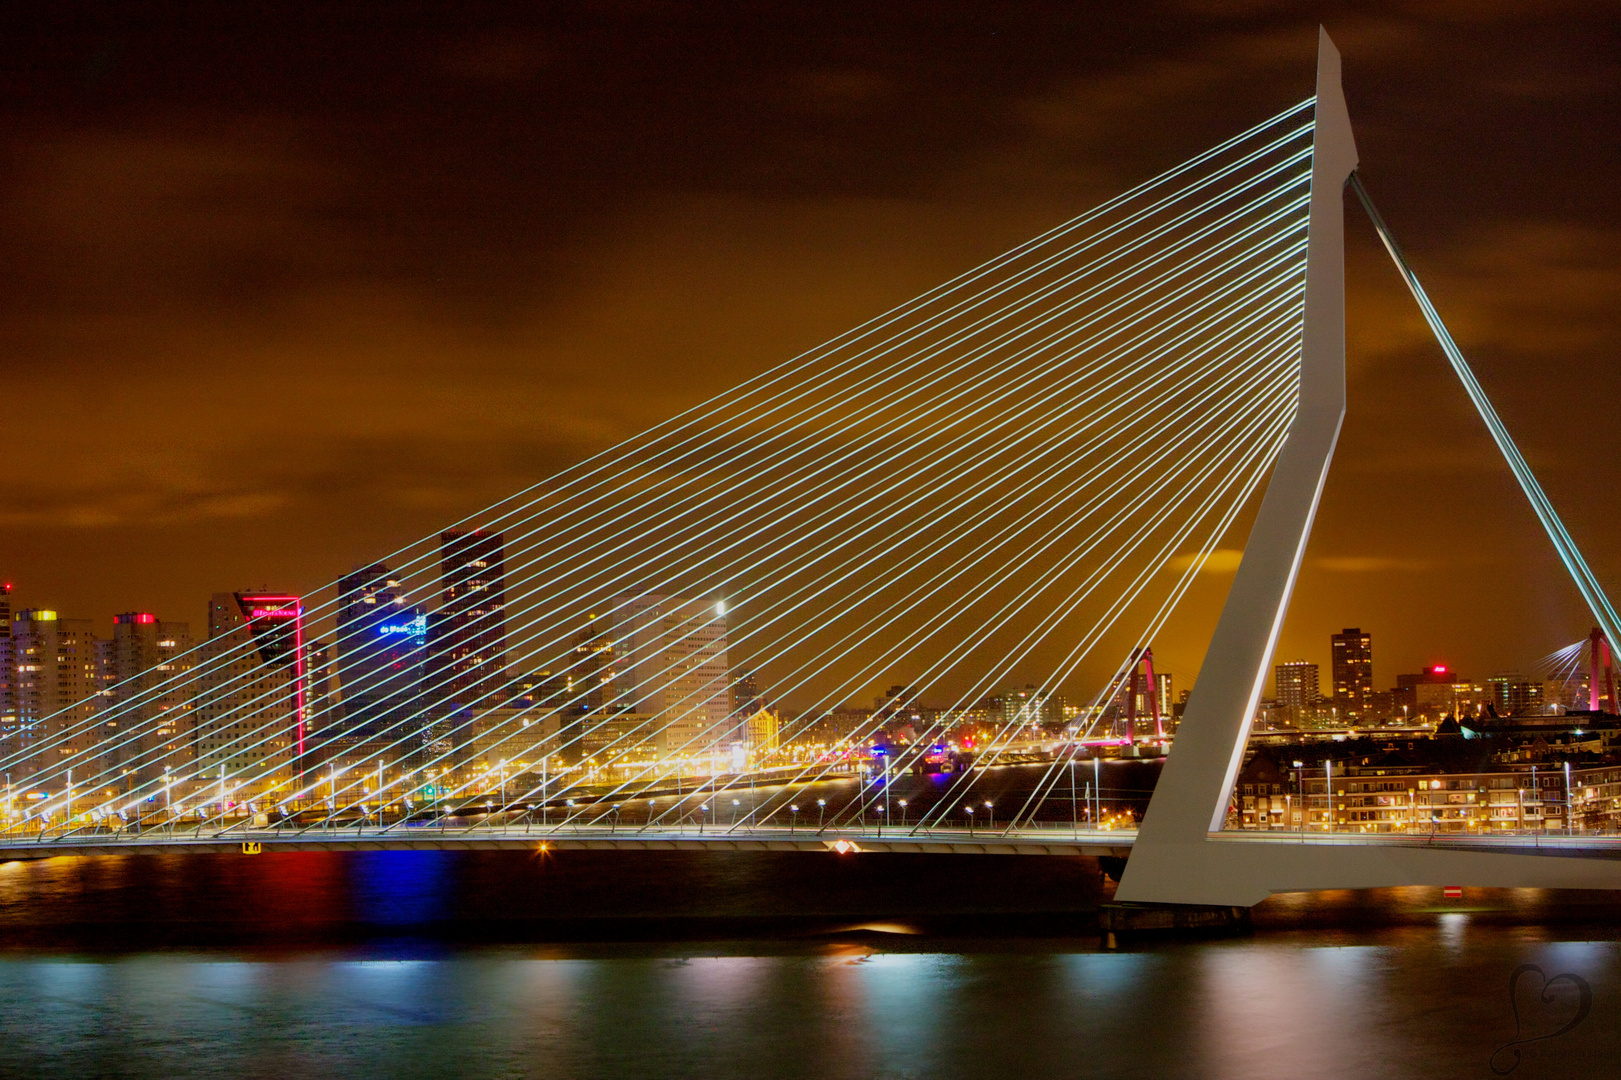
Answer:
(1097, 902, 1250, 948)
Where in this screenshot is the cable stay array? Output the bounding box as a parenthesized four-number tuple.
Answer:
(4, 96, 1323, 841)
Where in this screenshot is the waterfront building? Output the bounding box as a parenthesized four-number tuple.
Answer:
(1571, 765, 1621, 832)
(106, 612, 195, 786)
(0, 583, 14, 760)
(799, 706, 878, 747)
(731, 670, 762, 717)
(334, 563, 428, 759)
(932, 698, 1002, 744)
(304, 639, 336, 740)
(1156, 673, 1174, 732)
(1330, 627, 1374, 717)
(192, 593, 303, 790)
(576, 711, 656, 769)
(873, 684, 936, 737)
(1006, 684, 1065, 729)
(10, 608, 103, 780)
(1235, 755, 1569, 833)
(451, 706, 563, 779)
(426, 530, 508, 711)
(1545, 672, 1591, 713)
(1487, 674, 1545, 717)
(742, 707, 779, 760)
(591, 594, 730, 760)
(1274, 660, 1319, 710)
(1393, 664, 1466, 722)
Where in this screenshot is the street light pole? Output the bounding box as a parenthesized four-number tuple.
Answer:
(1565, 760, 1574, 835)
(1092, 756, 1101, 826)
(1070, 757, 1077, 837)
(1326, 759, 1334, 834)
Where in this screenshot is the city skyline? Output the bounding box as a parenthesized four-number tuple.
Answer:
(2, 7, 1617, 695)
(1, 13, 1618, 1076)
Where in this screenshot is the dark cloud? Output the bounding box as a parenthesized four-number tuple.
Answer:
(1, 1, 1617, 692)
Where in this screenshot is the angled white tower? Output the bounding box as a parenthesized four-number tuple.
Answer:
(1119, 27, 1621, 905)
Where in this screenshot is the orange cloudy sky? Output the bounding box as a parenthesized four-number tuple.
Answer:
(2, 1, 1617, 696)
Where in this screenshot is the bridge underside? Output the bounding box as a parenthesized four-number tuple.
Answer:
(10, 832, 1621, 883)
(0, 828, 1132, 862)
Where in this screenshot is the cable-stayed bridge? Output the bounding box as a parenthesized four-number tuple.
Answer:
(7, 29, 1621, 905)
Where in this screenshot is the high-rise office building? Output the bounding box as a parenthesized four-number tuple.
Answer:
(1487, 675, 1544, 717)
(1394, 664, 1462, 719)
(731, 671, 761, 717)
(428, 531, 508, 709)
(106, 612, 195, 786)
(304, 639, 336, 739)
(9, 609, 104, 780)
(193, 593, 303, 784)
(597, 594, 729, 758)
(1275, 660, 1320, 710)
(0, 582, 14, 759)
(1331, 628, 1374, 716)
(334, 563, 427, 758)
(1006, 684, 1063, 728)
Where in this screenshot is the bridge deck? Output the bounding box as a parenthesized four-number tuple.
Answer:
(0, 825, 1133, 861)
(5, 826, 1621, 864)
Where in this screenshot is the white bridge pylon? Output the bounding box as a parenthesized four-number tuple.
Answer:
(1119, 28, 1621, 906)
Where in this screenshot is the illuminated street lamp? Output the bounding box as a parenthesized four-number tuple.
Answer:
(965, 804, 975, 836)
(789, 804, 799, 835)
(985, 800, 995, 831)
(898, 799, 908, 829)
(817, 798, 826, 829)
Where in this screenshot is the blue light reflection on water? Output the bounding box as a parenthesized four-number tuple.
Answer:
(348, 850, 454, 927)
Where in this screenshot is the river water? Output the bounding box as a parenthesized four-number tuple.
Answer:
(2, 849, 1618, 1079)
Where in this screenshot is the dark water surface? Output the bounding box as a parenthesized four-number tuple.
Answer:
(2, 850, 1619, 1079)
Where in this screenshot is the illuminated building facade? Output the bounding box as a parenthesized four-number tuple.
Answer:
(9, 608, 103, 779)
(334, 563, 427, 761)
(1487, 674, 1544, 717)
(1330, 627, 1374, 717)
(596, 594, 730, 759)
(107, 612, 195, 786)
(1393, 664, 1467, 721)
(1006, 684, 1063, 728)
(192, 593, 303, 784)
(427, 530, 508, 710)
(1274, 660, 1319, 710)
(0, 582, 14, 758)
(451, 706, 562, 777)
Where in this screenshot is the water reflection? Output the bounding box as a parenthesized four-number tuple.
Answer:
(0, 935, 1613, 1079)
